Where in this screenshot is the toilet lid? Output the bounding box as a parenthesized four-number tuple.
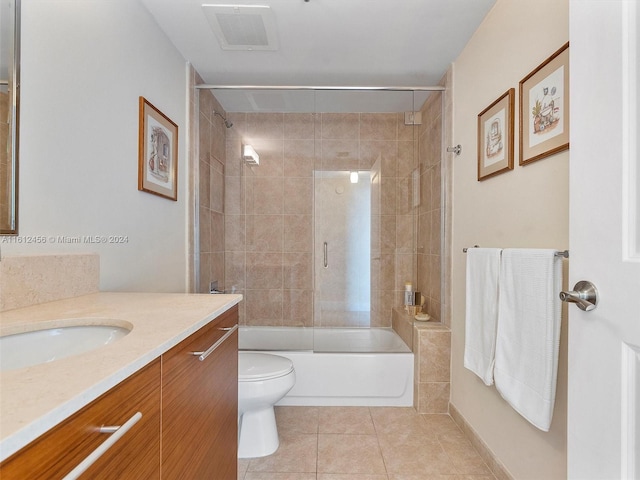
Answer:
(238, 352, 294, 381)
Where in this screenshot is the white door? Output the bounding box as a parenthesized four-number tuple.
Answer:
(569, 1, 640, 478)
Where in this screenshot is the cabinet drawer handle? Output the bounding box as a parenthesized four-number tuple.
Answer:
(191, 324, 238, 361)
(62, 412, 142, 480)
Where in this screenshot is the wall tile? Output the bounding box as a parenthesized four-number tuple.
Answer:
(245, 288, 284, 326)
(284, 139, 315, 177)
(320, 139, 359, 171)
(224, 251, 245, 291)
(284, 113, 315, 139)
(199, 159, 210, 208)
(283, 177, 313, 214)
(321, 113, 359, 139)
(246, 215, 283, 252)
(225, 214, 245, 251)
(418, 330, 451, 382)
(283, 252, 312, 289)
(199, 206, 211, 253)
(359, 140, 397, 171)
(224, 175, 242, 215)
(283, 215, 312, 253)
(210, 162, 225, 213)
(247, 177, 283, 215)
(418, 382, 450, 414)
(246, 112, 284, 139)
(0, 254, 100, 311)
(283, 289, 313, 327)
(360, 113, 397, 141)
(246, 252, 283, 289)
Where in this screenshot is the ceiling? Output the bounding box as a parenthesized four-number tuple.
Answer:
(140, 0, 496, 112)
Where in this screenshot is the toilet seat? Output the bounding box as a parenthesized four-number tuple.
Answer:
(239, 352, 294, 382)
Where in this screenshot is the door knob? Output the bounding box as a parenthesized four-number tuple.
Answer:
(559, 280, 598, 311)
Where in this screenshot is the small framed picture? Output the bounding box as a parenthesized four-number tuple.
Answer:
(477, 88, 515, 181)
(519, 42, 569, 166)
(138, 97, 178, 200)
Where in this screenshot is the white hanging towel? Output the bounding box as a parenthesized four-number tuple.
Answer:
(464, 248, 502, 386)
(494, 249, 562, 431)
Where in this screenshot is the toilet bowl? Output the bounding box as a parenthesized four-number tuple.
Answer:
(238, 352, 295, 458)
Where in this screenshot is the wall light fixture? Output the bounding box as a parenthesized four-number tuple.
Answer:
(243, 144, 260, 165)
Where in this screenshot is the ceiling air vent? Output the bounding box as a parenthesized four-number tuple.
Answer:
(202, 4, 279, 51)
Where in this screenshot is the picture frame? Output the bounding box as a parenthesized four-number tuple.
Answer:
(519, 42, 569, 166)
(477, 88, 515, 181)
(138, 97, 178, 201)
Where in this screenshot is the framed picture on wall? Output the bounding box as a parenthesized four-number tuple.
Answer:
(477, 88, 515, 181)
(138, 97, 178, 201)
(519, 42, 570, 166)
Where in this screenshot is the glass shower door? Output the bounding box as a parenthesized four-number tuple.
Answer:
(312, 89, 421, 336)
(314, 170, 372, 328)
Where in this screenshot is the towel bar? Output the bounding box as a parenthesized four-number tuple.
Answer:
(462, 247, 569, 258)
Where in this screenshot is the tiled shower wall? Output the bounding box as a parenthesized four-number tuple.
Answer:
(416, 92, 443, 322)
(196, 85, 228, 294)
(222, 112, 420, 327)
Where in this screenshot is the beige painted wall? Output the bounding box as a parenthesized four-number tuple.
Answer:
(450, 1, 569, 478)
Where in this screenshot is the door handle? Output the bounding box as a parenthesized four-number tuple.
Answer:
(559, 280, 598, 311)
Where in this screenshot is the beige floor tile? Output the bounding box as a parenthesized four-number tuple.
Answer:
(318, 475, 389, 480)
(317, 433, 387, 475)
(387, 475, 460, 480)
(370, 407, 430, 435)
(276, 405, 320, 434)
(456, 476, 497, 480)
(378, 433, 457, 475)
(241, 407, 499, 480)
(420, 414, 463, 436)
(437, 432, 493, 476)
(244, 473, 317, 480)
(238, 458, 251, 479)
(247, 432, 318, 473)
(318, 406, 376, 434)
(388, 475, 494, 480)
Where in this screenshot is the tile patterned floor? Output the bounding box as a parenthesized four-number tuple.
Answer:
(238, 406, 497, 480)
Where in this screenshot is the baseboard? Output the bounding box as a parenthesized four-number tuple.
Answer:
(449, 402, 514, 480)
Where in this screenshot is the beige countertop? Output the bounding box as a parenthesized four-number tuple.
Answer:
(0, 292, 242, 462)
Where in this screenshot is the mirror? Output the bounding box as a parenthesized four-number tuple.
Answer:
(0, 0, 19, 234)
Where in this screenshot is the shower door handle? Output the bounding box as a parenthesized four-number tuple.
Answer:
(323, 242, 328, 268)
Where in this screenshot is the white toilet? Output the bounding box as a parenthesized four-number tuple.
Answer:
(238, 352, 296, 458)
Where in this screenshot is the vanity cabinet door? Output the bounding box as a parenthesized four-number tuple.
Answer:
(161, 305, 238, 480)
(0, 358, 161, 479)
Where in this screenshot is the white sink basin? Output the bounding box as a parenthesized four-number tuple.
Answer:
(0, 322, 132, 371)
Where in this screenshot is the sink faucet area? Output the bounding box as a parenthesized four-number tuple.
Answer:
(0, 321, 132, 372)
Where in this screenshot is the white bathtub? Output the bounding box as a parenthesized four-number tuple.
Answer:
(238, 327, 414, 407)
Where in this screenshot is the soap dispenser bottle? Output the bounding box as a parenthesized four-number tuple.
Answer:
(404, 282, 414, 311)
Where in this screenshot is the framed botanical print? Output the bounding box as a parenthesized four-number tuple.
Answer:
(477, 88, 515, 181)
(138, 97, 178, 200)
(519, 43, 570, 166)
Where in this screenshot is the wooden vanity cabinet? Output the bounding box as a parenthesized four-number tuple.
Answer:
(0, 358, 161, 480)
(0, 305, 239, 479)
(161, 305, 238, 479)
